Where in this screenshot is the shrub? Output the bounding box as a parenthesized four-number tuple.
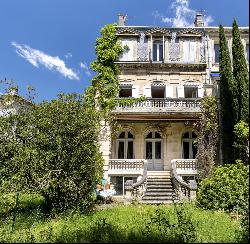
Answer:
(0, 93, 104, 213)
(196, 161, 249, 214)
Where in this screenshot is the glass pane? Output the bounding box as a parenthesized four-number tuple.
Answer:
(183, 132, 189, 138)
(119, 87, 132, 98)
(192, 141, 197, 159)
(155, 141, 161, 159)
(183, 141, 189, 159)
(118, 141, 125, 159)
(192, 132, 197, 138)
(146, 132, 152, 138)
(153, 44, 157, 61)
(159, 44, 163, 61)
(119, 132, 125, 138)
(146, 141, 152, 159)
(155, 132, 161, 138)
(128, 132, 133, 138)
(114, 176, 123, 195)
(127, 141, 133, 159)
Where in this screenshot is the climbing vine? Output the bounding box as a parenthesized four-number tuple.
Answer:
(84, 24, 122, 114)
(84, 24, 145, 117)
(196, 96, 219, 179)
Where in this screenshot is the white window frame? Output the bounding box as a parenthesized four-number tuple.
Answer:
(116, 131, 134, 159)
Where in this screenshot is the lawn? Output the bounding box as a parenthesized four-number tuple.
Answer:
(0, 193, 243, 243)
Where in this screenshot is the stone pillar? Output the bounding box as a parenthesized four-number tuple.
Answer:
(99, 120, 111, 179)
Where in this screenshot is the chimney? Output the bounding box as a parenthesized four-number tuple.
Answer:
(194, 12, 204, 27)
(118, 14, 126, 26)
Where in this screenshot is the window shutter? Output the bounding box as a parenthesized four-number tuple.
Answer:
(189, 41, 196, 63)
(127, 40, 134, 61)
(198, 85, 204, 98)
(177, 85, 184, 98)
(143, 85, 151, 98)
(165, 85, 173, 98)
(182, 41, 189, 62)
(132, 85, 139, 98)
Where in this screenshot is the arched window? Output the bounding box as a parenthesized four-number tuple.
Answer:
(117, 131, 134, 159)
(182, 131, 197, 159)
(153, 40, 163, 62)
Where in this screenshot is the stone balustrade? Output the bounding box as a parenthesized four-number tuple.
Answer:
(114, 98, 201, 113)
(108, 159, 145, 175)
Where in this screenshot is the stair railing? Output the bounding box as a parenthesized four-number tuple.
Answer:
(125, 160, 148, 201)
(170, 159, 197, 201)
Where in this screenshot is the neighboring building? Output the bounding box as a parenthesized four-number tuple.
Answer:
(0, 87, 32, 116)
(99, 13, 249, 202)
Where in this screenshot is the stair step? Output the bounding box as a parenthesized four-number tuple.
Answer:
(147, 182, 172, 185)
(144, 192, 174, 196)
(142, 196, 175, 200)
(147, 179, 172, 183)
(146, 188, 173, 192)
(147, 182, 172, 188)
(141, 200, 178, 204)
(147, 176, 171, 180)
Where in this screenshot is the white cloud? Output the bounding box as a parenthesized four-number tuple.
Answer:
(11, 42, 79, 80)
(80, 62, 91, 76)
(65, 52, 72, 59)
(153, 0, 214, 27)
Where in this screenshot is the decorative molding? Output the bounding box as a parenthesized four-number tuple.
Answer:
(169, 32, 180, 61)
(145, 28, 171, 35)
(177, 28, 203, 36)
(116, 27, 140, 35)
(137, 32, 148, 61)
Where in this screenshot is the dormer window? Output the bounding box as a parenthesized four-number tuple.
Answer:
(153, 40, 163, 62)
(119, 86, 132, 98)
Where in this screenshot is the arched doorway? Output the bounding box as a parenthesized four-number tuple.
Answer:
(145, 131, 163, 170)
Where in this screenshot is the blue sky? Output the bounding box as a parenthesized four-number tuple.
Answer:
(0, 0, 249, 102)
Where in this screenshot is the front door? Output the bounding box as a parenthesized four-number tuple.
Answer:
(145, 132, 163, 170)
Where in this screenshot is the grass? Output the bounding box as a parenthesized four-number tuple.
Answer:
(0, 196, 243, 243)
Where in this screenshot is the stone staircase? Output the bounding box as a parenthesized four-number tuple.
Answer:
(141, 171, 177, 204)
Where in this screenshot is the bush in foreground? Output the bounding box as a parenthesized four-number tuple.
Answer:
(196, 161, 249, 214)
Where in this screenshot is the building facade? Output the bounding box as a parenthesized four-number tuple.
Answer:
(100, 14, 249, 200)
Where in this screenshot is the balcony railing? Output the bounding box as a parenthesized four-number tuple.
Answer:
(108, 159, 145, 175)
(114, 98, 201, 113)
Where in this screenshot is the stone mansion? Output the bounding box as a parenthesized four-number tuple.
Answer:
(99, 13, 249, 202)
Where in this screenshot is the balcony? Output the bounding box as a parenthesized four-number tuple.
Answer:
(113, 98, 201, 116)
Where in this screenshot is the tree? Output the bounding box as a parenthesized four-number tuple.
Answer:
(218, 25, 235, 164)
(0, 93, 104, 213)
(232, 19, 249, 123)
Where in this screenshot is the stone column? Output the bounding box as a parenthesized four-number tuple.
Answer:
(99, 120, 111, 179)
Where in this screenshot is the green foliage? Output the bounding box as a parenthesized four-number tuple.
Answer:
(0, 93, 104, 213)
(143, 204, 196, 243)
(196, 161, 249, 214)
(0, 193, 45, 218)
(84, 24, 123, 113)
(196, 96, 219, 178)
(0, 203, 241, 243)
(232, 19, 249, 123)
(218, 25, 236, 164)
(233, 120, 249, 163)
